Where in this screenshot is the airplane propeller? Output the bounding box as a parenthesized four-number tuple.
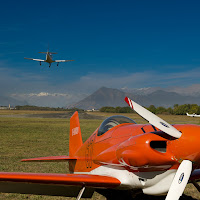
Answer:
(124, 97, 182, 138)
(124, 97, 194, 200)
(165, 160, 192, 200)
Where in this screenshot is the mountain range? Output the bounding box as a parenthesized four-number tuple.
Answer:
(2, 84, 200, 109)
(69, 86, 200, 109)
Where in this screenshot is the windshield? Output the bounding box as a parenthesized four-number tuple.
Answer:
(97, 115, 136, 136)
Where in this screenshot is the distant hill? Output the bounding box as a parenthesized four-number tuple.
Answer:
(5, 84, 200, 109)
(69, 87, 128, 109)
(145, 90, 197, 108)
(69, 87, 200, 110)
(69, 87, 152, 109)
(0, 96, 28, 107)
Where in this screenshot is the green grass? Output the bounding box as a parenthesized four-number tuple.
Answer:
(0, 116, 104, 199)
(0, 112, 199, 199)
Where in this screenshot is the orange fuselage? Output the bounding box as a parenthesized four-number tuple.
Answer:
(72, 124, 200, 173)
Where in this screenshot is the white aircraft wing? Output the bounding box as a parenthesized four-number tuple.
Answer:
(55, 60, 74, 62)
(24, 58, 45, 62)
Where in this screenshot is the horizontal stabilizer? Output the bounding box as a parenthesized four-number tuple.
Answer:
(21, 155, 78, 162)
(55, 60, 74, 62)
(38, 52, 57, 54)
(24, 57, 45, 62)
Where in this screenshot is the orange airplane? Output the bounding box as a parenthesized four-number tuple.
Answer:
(0, 97, 200, 200)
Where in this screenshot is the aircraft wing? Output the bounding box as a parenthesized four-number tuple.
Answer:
(55, 59, 74, 62)
(0, 172, 120, 197)
(24, 57, 45, 62)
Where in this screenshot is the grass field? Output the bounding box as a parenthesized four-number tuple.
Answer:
(0, 110, 199, 199)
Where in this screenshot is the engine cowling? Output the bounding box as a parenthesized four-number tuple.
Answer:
(116, 133, 177, 170)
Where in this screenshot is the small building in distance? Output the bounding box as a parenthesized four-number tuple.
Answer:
(0, 104, 15, 110)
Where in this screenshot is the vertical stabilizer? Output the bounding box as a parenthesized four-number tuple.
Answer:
(69, 111, 83, 156)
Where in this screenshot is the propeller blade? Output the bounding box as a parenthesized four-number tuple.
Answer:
(125, 97, 182, 138)
(165, 160, 192, 200)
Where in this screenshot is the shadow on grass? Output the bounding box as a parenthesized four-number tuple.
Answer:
(133, 194, 198, 200)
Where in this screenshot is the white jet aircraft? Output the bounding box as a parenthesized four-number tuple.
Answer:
(24, 50, 74, 68)
(186, 113, 200, 117)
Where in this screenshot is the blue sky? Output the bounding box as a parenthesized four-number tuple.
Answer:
(1, 0, 200, 100)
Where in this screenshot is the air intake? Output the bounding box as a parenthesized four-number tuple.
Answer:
(150, 141, 167, 153)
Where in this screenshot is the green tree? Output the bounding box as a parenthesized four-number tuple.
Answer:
(148, 105, 156, 114)
(99, 107, 115, 113)
(155, 106, 167, 114)
(173, 104, 190, 115)
(174, 104, 179, 109)
(189, 104, 199, 114)
(166, 107, 173, 115)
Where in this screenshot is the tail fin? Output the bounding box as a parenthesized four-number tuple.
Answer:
(69, 111, 83, 157)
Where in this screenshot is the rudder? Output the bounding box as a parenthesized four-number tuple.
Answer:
(69, 111, 83, 157)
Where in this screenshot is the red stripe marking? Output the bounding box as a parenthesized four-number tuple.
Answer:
(129, 99, 134, 109)
(124, 97, 134, 109)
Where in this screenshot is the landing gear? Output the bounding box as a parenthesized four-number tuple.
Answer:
(40, 61, 41, 66)
(49, 64, 51, 68)
(57, 63, 59, 67)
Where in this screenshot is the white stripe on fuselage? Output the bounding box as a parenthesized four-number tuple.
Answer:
(74, 166, 176, 195)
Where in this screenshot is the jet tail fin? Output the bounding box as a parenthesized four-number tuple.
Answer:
(69, 112, 83, 157)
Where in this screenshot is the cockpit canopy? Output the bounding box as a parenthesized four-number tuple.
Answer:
(97, 115, 136, 136)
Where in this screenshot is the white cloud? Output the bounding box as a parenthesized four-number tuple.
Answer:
(12, 92, 70, 97)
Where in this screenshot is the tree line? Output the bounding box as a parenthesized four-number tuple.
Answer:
(15, 104, 200, 115)
(15, 105, 84, 112)
(100, 104, 200, 115)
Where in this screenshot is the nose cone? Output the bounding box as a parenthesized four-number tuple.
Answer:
(116, 133, 177, 170)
